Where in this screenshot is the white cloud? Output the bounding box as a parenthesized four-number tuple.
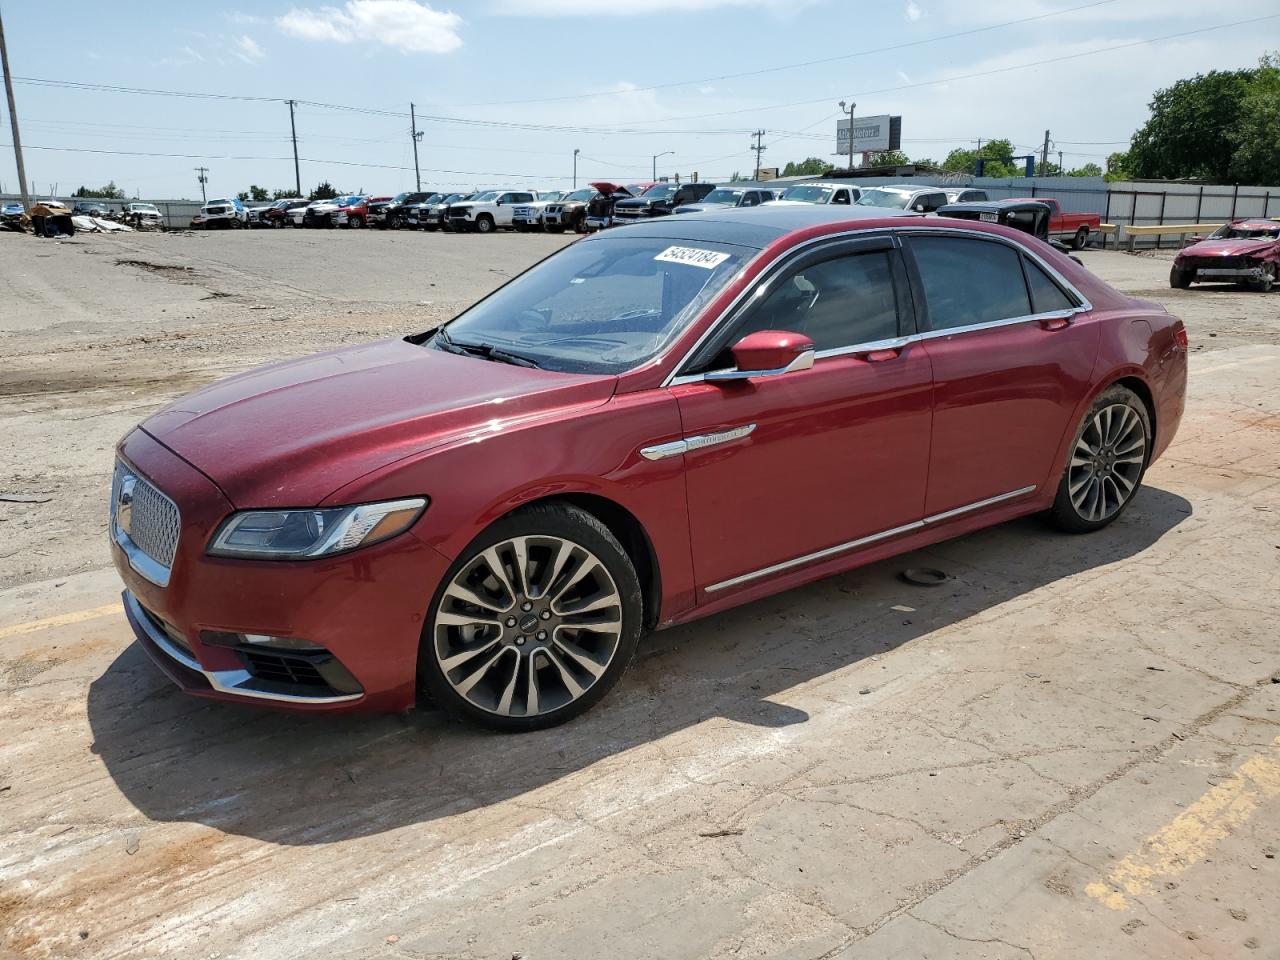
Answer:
(494, 0, 814, 14)
(276, 0, 463, 53)
(905, 1, 923, 21)
(232, 35, 266, 62)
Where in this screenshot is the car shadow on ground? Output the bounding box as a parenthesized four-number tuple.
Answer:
(87, 486, 1192, 845)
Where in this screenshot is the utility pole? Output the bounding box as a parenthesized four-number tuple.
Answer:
(410, 102, 423, 192)
(839, 100, 856, 172)
(287, 99, 301, 196)
(1040, 129, 1051, 177)
(1057, 149, 1063, 175)
(751, 130, 767, 181)
(194, 167, 208, 202)
(0, 8, 31, 212)
(572, 148, 580, 189)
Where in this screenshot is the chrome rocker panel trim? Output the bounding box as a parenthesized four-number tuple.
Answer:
(704, 484, 1037, 594)
(124, 590, 363, 705)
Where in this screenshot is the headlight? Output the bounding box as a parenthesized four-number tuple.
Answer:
(208, 498, 427, 560)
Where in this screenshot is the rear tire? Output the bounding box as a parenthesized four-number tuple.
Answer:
(1048, 385, 1150, 534)
(419, 502, 643, 731)
(1071, 226, 1089, 250)
(1169, 266, 1192, 289)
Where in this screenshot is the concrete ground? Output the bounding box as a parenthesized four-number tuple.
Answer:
(1, 228, 1278, 960)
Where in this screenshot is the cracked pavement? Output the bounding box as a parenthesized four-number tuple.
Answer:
(1, 231, 1278, 959)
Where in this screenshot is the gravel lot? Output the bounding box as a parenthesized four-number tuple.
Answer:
(1, 227, 1278, 960)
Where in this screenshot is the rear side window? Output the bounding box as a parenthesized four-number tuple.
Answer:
(832, 189, 851, 205)
(910, 236, 1031, 331)
(1024, 257, 1077, 313)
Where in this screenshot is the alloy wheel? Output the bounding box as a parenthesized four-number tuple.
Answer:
(1068, 403, 1147, 522)
(432, 535, 624, 718)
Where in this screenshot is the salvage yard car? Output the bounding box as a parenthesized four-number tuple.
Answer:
(124, 202, 165, 228)
(447, 190, 538, 233)
(110, 206, 1187, 731)
(512, 192, 565, 232)
(585, 181, 655, 231)
(542, 187, 598, 233)
(261, 198, 308, 228)
(856, 184, 950, 214)
(1008, 197, 1100, 250)
(1169, 218, 1280, 292)
(766, 181, 861, 207)
(612, 182, 717, 221)
(333, 195, 377, 229)
(369, 191, 437, 229)
(673, 185, 778, 214)
(200, 198, 248, 229)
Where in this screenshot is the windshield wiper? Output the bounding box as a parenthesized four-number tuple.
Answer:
(434, 329, 542, 368)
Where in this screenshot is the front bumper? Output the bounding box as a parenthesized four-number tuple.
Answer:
(112, 429, 450, 713)
(1188, 265, 1268, 279)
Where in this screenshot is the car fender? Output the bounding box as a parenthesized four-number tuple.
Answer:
(324, 389, 698, 622)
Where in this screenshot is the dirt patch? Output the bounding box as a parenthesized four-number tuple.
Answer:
(113, 259, 193, 276)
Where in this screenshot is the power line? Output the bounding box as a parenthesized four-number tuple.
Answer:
(454, 0, 1121, 107)
(618, 13, 1280, 126)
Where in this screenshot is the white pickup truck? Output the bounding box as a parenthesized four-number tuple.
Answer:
(445, 189, 539, 233)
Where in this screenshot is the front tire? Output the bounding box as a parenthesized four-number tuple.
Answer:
(419, 503, 643, 731)
(1049, 385, 1150, 533)
(1169, 266, 1192, 289)
(475, 214, 495, 234)
(1247, 263, 1276, 293)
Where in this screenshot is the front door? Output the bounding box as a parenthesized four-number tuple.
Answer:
(668, 236, 933, 595)
(902, 232, 1101, 516)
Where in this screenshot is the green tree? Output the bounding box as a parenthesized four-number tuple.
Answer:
(1126, 56, 1280, 183)
(272, 187, 301, 200)
(309, 181, 339, 200)
(72, 181, 126, 199)
(1226, 54, 1280, 185)
(781, 156, 834, 177)
(942, 139, 1022, 178)
(1104, 151, 1133, 182)
(1067, 163, 1103, 178)
(866, 150, 911, 166)
(912, 157, 939, 171)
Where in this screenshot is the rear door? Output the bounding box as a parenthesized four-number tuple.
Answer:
(903, 231, 1100, 516)
(669, 235, 933, 595)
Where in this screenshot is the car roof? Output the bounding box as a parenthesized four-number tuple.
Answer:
(592, 205, 922, 249)
(863, 184, 942, 195)
(938, 199, 1049, 213)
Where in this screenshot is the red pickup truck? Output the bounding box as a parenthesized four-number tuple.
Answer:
(1008, 197, 1100, 250)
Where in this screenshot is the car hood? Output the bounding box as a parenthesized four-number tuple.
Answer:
(1178, 237, 1277, 258)
(140, 338, 617, 508)
(309, 203, 340, 213)
(589, 182, 633, 197)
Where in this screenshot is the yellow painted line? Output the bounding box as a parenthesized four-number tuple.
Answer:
(1086, 735, 1280, 910)
(0, 603, 120, 641)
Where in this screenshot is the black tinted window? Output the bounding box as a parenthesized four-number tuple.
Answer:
(747, 251, 899, 351)
(911, 236, 1031, 330)
(832, 190, 851, 205)
(1024, 257, 1076, 313)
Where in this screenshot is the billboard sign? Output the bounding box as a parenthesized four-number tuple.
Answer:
(836, 115, 901, 153)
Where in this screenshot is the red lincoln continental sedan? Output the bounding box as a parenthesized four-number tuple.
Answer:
(111, 206, 1187, 730)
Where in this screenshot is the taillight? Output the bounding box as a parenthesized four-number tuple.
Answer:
(1173, 326, 1189, 350)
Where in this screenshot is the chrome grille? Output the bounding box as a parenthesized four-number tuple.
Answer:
(113, 461, 181, 583)
(129, 475, 180, 566)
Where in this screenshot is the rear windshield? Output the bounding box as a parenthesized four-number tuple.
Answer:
(433, 236, 754, 375)
(779, 185, 833, 203)
(702, 189, 745, 204)
(856, 189, 912, 209)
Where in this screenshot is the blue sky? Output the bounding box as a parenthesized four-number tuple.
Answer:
(1, 0, 1275, 200)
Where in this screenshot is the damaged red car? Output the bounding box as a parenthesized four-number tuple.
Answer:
(112, 207, 1187, 730)
(1170, 218, 1280, 291)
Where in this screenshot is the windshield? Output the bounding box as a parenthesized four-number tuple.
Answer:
(472, 191, 498, 202)
(337, 195, 363, 206)
(565, 189, 594, 202)
(392, 193, 411, 203)
(207, 199, 232, 206)
(702, 189, 745, 205)
(856, 188, 911, 209)
(434, 236, 753, 375)
(779, 185, 833, 203)
(1209, 222, 1280, 240)
(134, 205, 159, 213)
(642, 184, 679, 199)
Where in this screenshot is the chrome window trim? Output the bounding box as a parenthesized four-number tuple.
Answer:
(704, 484, 1037, 594)
(661, 225, 1092, 388)
(124, 591, 363, 705)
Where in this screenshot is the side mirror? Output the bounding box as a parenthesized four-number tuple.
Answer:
(705, 330, 816, 382)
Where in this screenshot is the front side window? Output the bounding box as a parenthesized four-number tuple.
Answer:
(434, 237, 753, 375)
(910, 235, 1031, 331)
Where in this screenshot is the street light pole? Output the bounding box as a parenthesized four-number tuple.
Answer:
(573, 148, 580, 189)
(653, 151, 673, 181)
(839, 100, 856, 172)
